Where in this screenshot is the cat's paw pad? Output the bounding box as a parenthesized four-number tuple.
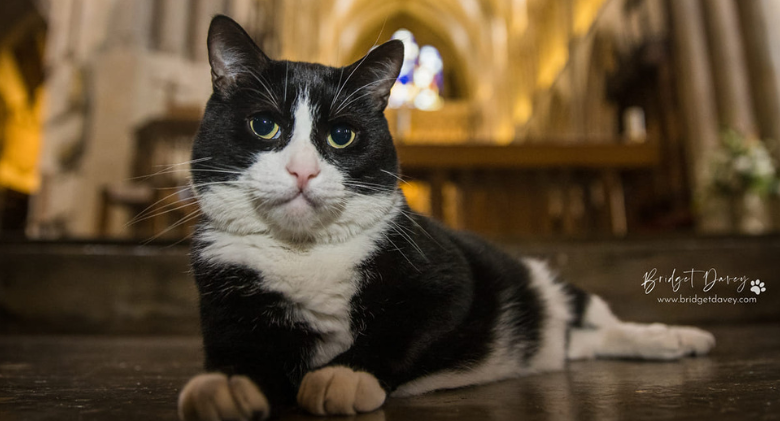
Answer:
(178, 373, 269, 421)
(297, 366, 386, 416)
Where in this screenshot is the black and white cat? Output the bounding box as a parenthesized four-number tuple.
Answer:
(179, 16, 715, 421)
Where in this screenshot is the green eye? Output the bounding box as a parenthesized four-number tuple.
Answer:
(327, 125, 356, 148)
(249, 115, 280, 139)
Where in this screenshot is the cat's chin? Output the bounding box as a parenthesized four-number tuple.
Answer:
(260, 196, 342, 241)
(282, 194, 319, 216)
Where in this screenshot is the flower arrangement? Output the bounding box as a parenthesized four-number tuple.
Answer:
(710, 130, 780, 197)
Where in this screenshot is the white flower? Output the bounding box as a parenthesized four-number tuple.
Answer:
(752, 152, 776, 177)
(754, 160, 774, 178)
(733, 155, 752, 173)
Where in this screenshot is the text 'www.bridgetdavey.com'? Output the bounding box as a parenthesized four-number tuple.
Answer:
(657, 295, 758, 305)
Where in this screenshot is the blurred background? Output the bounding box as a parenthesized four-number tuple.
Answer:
(1, 0, 779, 333)
(2, 0, 780, 241)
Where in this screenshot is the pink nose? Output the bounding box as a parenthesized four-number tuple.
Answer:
(286, 163, 320, 189)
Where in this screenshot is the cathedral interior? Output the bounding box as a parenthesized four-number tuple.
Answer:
(0, 0, 779, 420)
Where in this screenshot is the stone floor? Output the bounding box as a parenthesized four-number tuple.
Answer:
(1, 324, 778, 421)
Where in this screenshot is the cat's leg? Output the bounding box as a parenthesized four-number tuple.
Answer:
(567, 294, 716, 360)
(178, 373, 270, 421)
(294, 263, 479, 416)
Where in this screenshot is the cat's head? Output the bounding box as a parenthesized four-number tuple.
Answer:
(192, 16, 404, 243)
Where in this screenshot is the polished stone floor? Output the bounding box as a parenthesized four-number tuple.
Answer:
(1, 324, 778, 421)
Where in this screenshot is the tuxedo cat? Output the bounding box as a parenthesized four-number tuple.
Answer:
(178, 15, 715, 421)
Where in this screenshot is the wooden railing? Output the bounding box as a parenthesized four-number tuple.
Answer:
(397, 143, 659, 169)
(396, 142, 661, 238)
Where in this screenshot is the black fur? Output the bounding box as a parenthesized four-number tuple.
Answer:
(190, 15, 586, 417)
(561, 282, 590, 328)
(192, 211, 548, 410)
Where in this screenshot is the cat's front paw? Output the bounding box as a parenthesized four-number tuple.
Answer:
(178, 373, 269, 421)
(297, 366, 386, 416)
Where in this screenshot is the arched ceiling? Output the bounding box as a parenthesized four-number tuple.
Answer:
(304, 0, 523, 140)
(322, 0, 504, 100)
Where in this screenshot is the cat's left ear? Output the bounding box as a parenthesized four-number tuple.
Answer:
(207, 15, 270, 92)
(343, 40, 404, 111)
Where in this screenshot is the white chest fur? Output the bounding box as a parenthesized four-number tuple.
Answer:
(198, 226, 386, 367)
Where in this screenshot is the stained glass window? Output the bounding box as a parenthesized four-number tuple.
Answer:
(387, 29, 444, 111)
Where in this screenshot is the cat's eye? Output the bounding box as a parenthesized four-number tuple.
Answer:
(249, 115, 280, 140)
(327, 125, 356, 149)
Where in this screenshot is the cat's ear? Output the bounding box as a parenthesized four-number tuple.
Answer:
(344, 40, 404, 111)
(207, 15, 270, 92)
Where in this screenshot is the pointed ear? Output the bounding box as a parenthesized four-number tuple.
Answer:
(207, 15, 269, 92)
(343, 40, 404, 111)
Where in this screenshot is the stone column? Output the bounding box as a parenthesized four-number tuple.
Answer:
(702, 0, 770, 234)
(702, 0, 758, 135)
(737, 0, 780, 230)
(227, 0, 254, 30)
(279, 0, 323, 61)
(132, 0, 155, 50)
(668, 0, 731, 233)
(158, 0, 189, 55)
(737, 0, 780, 146)
(191, 0, 225, 61)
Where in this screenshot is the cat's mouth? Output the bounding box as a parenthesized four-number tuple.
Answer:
(287, 192, 317, 207)
(271, 190, 323, 210)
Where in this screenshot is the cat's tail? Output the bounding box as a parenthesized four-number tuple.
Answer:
(561, 284, 715, 360)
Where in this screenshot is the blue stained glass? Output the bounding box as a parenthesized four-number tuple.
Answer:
(388, 29, 444, 110)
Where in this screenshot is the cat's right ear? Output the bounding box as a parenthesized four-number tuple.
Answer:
(207, 15, 269, 92)
(343, 40, 405, 111)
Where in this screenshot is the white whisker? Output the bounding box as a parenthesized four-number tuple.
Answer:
(130, 198, 198, 225)
(380, 169, 409, 185)
(333, 77, 398, 116)
(143, 208, 202, 244)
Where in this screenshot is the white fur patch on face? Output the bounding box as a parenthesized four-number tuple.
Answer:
(238, 92, 345, 240)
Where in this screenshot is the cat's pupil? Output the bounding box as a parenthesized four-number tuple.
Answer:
(330, 126, 353, 145)
(251, 116, 276, 137)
